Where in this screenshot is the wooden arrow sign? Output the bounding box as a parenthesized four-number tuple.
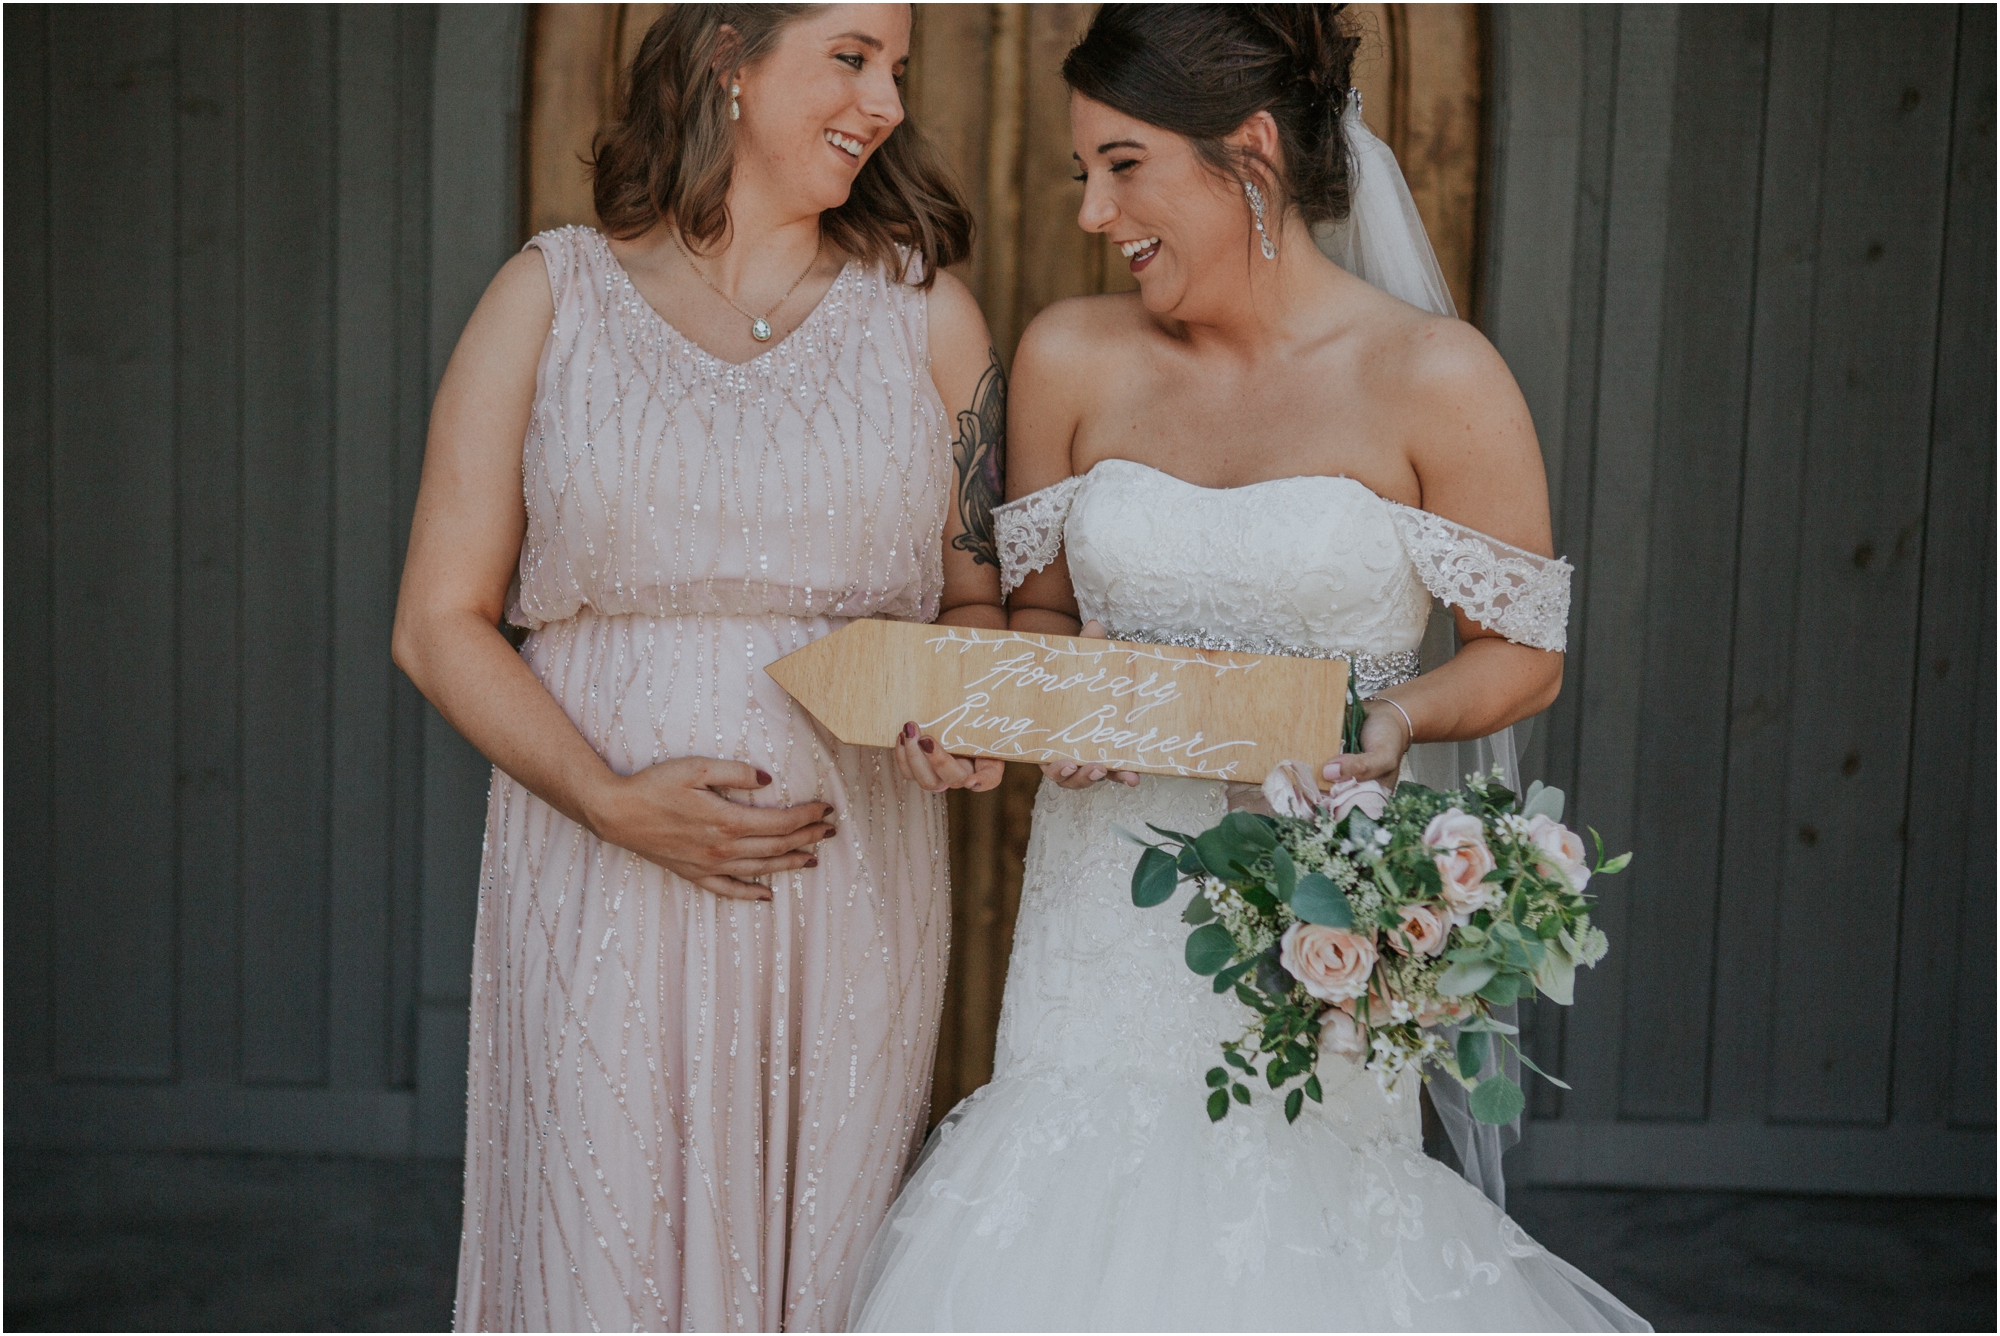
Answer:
(765, 620, 1349, 783)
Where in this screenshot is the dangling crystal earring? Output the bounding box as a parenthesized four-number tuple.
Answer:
(729, 81, 741, 121)
(1244, 180, 1277, 260)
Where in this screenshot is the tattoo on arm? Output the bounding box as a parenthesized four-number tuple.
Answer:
(949, 347, 1007, 570)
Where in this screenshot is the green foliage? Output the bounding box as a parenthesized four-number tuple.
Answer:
(1291, 873, 1353, 928)
(1131, 846, 1179, 907)
(1284, 1087, 1305, 1123)
(1181, 894, 1218, 925)
(1184, 924, 1236, 975)
(1457, 1030, 1486, 1080)
(1206, 1066, 1229, 1088)
(1468, 1074, 1526, 1124)
(1208, 1089, 1229, 1122)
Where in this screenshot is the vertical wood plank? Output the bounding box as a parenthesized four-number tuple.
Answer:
(1706, 2, 1833, 1125)
(523, 4, 615, 235)
(906, 2, 992, 298)
(239, 5, 335, 1086)
(1616, 5, 1769, 1122)
(174, 4, 246, 1086)
(1901, 1, 1994, 1131)
(389, 2, 438, 1094)
(1557, 3, 1678, 1125)
(326, 4, 402, 1091)
(980, 5, 1026, 356)
(1014, 5, 1096, 334)
(4, 5, 53, 1083)
(1766, 6, 1957, 1125)
(47, 5, 180, 1081)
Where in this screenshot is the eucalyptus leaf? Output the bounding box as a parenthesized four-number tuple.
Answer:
(1452, 1014, 1519, 1035)
(1511, 1044, 1572, 1089)
(1521, 781, 1566, 823)
(1185, 923, 1236, 975)
(1132, 846, 1180, 908)
(1220, 810, 1277, 850)
(1271, 844, 1298, 903)
(1468, 1074, 1526, 1124)
(1292, 873, 1354, 928)
(1181, 894, 1218, 925)
(1478, 971, 1526, 1005)
(1176, 847, 1206, 877)
(1146, 822, 1198, 846)
(1437, 959, 1498, 997)
(1111, 824, 1153, 848)
(1457, 1030, 1486, 1080)
(1531, 948, 1577, 1005)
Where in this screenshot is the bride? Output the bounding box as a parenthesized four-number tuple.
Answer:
(858, 5, 1648, 1331)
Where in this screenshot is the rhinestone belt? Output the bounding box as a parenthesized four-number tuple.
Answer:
(1111, 629, 1420, 696)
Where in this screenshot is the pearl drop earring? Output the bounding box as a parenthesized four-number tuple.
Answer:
(729, 82, 741, 120)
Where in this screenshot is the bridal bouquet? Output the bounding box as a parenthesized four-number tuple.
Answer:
(1121, 764, 1628, 1126)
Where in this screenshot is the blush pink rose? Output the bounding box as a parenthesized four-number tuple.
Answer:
(1390, 902, 1450, 958)
(1318, 1004, 1367, 1061)
(1323, 777, 1391, 822)
(1525, 814, 1592, 891)
(1415, 994, 1475, 1028)
(1280, 922, 1378, 1002)
(1424, 808, 1498, 924)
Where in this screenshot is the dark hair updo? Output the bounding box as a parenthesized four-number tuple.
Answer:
(1061, 3, 1361, 225)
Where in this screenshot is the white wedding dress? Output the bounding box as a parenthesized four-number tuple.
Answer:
(847, 459, 1650, 1332)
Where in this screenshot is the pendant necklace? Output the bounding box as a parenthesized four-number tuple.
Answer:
(673, 231, 822, 343)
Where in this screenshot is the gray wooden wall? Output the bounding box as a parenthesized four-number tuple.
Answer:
(5, 3, 519, 1157)
(1485, 3, 1994, 1195)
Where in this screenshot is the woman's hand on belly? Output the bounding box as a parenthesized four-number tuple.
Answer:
(582, 759, 837, 902)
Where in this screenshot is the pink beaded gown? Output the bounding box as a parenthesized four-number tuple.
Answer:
(453, 226, 952, 1332)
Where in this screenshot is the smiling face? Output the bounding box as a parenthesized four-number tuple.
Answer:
(1070, 92, 1259, 318)
(732, 4, 910, 218)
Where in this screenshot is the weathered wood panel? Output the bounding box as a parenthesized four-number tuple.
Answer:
(47, 6, 180, 1081)
(238, 6, 337, 1087)
(1766, 6, 1958, 1125)
(1617, 5, 1769, 1122)
(1706, 1, 1833, 1126)
(1911, 1, 1995, 1134)
(1558, 3, 1680, 1126)
(9, 5, 444, 1152)
(173, 5, 247, 1087)
(1494, 4, 1994, 1193)
(4, 4, 54, 1085)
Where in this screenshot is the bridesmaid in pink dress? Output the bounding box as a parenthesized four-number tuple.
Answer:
(393, 7, 1007, 1329)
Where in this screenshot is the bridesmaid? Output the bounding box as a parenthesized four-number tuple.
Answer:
(393, 6, 1006, 1329)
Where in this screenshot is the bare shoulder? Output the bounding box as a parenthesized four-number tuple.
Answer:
(1389, 314, 1550, 551)
(923, 266, 985, 339)
(1006, 295, 1147, 497)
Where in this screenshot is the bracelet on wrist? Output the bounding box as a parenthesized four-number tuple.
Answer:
(1366, 694, 1417, 747)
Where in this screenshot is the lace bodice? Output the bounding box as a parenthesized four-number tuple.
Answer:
(994, 458, 1571, 660)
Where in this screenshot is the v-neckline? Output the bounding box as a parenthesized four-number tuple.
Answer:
(597, 231, 854, 370)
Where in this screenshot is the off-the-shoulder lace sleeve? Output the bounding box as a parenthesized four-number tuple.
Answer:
(1387, 505, 1573, 652)
(993, 474, 1085, 598)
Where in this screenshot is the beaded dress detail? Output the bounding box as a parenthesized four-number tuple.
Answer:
(850, 460, 1645, 1332)
(455, 227, 952, 1332)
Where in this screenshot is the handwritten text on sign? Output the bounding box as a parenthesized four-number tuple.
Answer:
(763, 620, 1349, 783)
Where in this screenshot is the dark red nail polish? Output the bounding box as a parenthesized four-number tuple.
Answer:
(805, 856, 819, 868)
(903, 721, 917, 739)
(755, 769, 772, 785)
(918, 737, 935, 753)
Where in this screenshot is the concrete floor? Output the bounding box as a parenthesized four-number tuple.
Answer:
(4, 1150, 1993, 1332)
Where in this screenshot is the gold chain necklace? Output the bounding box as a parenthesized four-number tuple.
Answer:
(671, 231, 822, 343)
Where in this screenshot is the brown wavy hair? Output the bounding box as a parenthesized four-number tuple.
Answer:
(591, 5, 972, 287)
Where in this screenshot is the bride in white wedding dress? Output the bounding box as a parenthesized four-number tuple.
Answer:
(857, 6, 1649, 1330)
